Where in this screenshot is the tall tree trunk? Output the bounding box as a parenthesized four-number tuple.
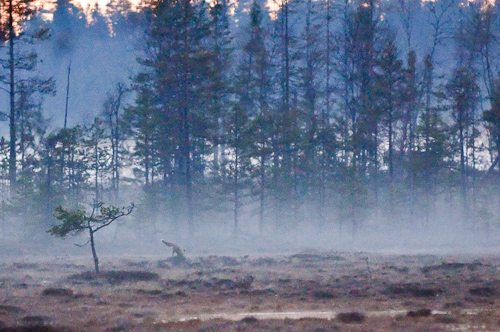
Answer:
(64, 63, 71, 129)
(94, 140, 99, 203)
(8, 0, 16, 195)
(407, 51, 417, 226)
(259, 153, 265, 235)
(459, 122, 468, 224)
(233, 146, 239, 237)
(184, 110, 194, 237)
(320, 0, 332, 230)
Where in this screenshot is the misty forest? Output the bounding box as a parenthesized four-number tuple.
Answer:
(1, 0, 500, 250)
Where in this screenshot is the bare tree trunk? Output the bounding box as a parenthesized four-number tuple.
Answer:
(64, 63, 71, 129)
(320, 0, 332, 230)
(259, 154, 265, 235)
(94, 140, 99, 203)
(233, 146, 239, 237)
(183, 104, 194, 237)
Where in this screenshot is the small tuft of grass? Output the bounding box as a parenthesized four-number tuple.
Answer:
(0, 305, 25, 314)
(240, 316, 258, 323)
(336, 312, 366, 324)
(124, 260, 149, 268)
(421, 262, 482, 274)
(290, 253, 345, 262)
(434, 314, 459, 324)
(102, 270, 160, 284)
(388, 283, 443, 297)
(3, 325, 68, 332)
(156, 260, 171, 269)
(42, 288, 74, 297)
(22, 315, 50, 325)
(407, 308, 432, 317)
(240, 288, 276, 296)
(12, 262, 39, 270)
(67, 270, 159, 285)
(312, 290, 336, 299)
(469, 286, 496, 297)
(136, 289, 163, 295)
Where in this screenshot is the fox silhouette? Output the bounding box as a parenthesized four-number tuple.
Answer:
(161, 240, 185, 257)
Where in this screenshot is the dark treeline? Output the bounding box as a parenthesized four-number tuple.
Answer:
(1, 0, 500, 243)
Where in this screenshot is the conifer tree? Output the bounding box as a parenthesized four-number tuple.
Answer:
(484, 78, 500, 172)
(237, 0, 273, 234)
(372, 31, 406, 223)
(296, 0, 322, 220)
(135, 0, 215, 236)
(101, 83, 128, 200)
(0, 0, 53, 195)
(446, 66, 479, 222)
(374, 32, 405, 186)
(208, 0, 233, 170)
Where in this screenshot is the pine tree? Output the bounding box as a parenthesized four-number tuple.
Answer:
(296, 0, 323, 225)
(271, 0, 300, 229)
(0, 0, 53, 195)
(317, 0, 336, 228)
(237, 0, 273, 234)
(225, 105, 252, 237)
(416, 105, 451, 228)
(208, 0, 233, 170)
(335, 0, 380, 235)
(82, 118, 110, 204)
(101, 83, 128, 201)
(446, 66, 479, 223)
(135, 0, 216, 236)
(373, 30, 406, 222)
(374, 32, 405, 180)
(484, 78, 500, 171)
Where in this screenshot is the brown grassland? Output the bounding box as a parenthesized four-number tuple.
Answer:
(1, 248, 500, 331)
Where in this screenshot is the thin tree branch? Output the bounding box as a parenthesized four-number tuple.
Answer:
(74, 239, 90, 247)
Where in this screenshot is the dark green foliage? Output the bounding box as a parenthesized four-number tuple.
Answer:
(47, 206, 87, 239)
(484, 79, 500, 166)
(132, 0, 221, 235)
(48, 203, 135, 239)
(48, 202, 135, 273)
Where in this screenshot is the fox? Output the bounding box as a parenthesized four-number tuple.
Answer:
(161, 239, 185, 257)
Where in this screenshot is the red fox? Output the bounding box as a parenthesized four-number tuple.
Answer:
(161, 240, 185, 257)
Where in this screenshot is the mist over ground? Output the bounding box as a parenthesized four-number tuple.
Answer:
(2, 203, 500, 263)
(1, 0, 500, 262)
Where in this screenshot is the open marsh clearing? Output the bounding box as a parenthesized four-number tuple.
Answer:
(1, 250, 500, 331)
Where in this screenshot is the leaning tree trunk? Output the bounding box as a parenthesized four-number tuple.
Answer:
(88, 225, 99, 274)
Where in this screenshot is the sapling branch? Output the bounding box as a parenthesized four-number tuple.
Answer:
(74, 239, 90, 247)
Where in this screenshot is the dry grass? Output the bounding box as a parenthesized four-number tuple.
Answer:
(1, 252, 500, 330)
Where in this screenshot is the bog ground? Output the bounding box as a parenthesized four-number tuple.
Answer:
(1, 249, 500, 331)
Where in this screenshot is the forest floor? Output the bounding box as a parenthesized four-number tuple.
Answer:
(1, 248, 500, 331)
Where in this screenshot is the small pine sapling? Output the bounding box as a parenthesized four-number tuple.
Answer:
(47, 201, 135, 274)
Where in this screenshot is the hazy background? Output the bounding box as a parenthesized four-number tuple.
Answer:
(1, 0, 500, 259)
